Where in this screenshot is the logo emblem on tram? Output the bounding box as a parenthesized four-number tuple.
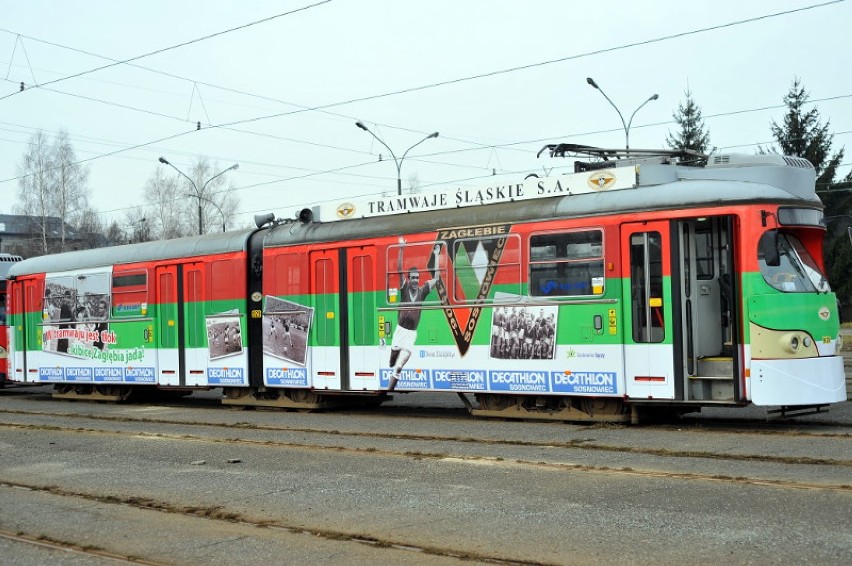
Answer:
(433, 224, 511, 356)
(336, 202, 356, 219)
(818, 306, 830, 321)
(587, 170, 616, 191)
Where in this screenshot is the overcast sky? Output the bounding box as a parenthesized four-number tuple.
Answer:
(2, 0, 850, 229)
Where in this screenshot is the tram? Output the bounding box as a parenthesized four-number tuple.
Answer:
(4, 146, 846, 422)
(0, 253, 22, 385)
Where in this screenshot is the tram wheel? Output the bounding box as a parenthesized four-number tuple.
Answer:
(286, 388, 320, 405)
(223, 387, 251, 400)
(95, 385, 132, 401)
(477, 393, 515, 412)
(580, 397, 624, 416)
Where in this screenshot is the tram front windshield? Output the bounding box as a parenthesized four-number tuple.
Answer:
(758, 231, 831, 293)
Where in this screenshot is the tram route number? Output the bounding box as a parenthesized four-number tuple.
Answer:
(252, 309, 262, 319)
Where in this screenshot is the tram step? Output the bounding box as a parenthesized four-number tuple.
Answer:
(694, 356, 733, 379)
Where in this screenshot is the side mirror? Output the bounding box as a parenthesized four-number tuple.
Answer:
(760, 230, 781, 267)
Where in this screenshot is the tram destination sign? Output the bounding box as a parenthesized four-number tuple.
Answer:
(330, 168, 635, 222)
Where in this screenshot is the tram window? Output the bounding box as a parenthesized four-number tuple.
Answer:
(386, 242, 446, 306)
(630, 232, 665, 343)
(529, 230, 604, 297)
(452, 234, 520, 303)
(113, 273, 146, 287)
(112, 271, 147, 318)
(44, 277, 75, 322)
(695, 225, 714, 280)
(44, 273, 112, 323)
(778, 207, 823, 226)
(758, 231, 830, 293)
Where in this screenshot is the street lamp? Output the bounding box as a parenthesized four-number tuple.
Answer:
(355, 122, 438, 196)
(586, 77, 658, 156)
(158, 157, 239, 235)
(191, 193, 226, 232)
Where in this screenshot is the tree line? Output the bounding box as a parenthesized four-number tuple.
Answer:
(13, 137, 240, 257)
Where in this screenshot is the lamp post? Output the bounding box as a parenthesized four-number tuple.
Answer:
(191, 193, 226, 232)
(586, 77, 658, 156)
(158, 157, 238, 234)
(355, 122, 438, 196)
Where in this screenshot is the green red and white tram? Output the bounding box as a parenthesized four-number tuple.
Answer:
(4, 146, 846, 422)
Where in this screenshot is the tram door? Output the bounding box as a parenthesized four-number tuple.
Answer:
(307, 247, 379, 392)
(183, 262, 206, 386)
(154, 265, 181, 385)
(621, 221, 676, 399)
(675, 217, 738, 402)
(309, 250, 342, 390)
(155, 265, 181, 386)
(346, 247, 379, 391)
(12, 278, 39, 382)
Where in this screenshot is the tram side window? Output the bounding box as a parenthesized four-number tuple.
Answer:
(630, 232, 665, 343)
(386, 241, 447, 306)
(452, 234, 521, 303)
(112, 271, 147, 318)
(529, 230, 604, 297)
(44, 276, 75, 322)
(44, 273, 111, 323)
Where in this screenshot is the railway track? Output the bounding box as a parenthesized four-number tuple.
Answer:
(1, 401, 850, 492)
(2, 391, 850, 564)
(0, 526, 169, 565)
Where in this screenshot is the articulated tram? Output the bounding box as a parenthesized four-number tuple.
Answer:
(4, 146, 846, 422)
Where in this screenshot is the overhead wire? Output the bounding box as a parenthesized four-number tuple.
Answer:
(2, 0, 845, 167)
(1, 0, 849, 217)
(0, 0, 334, 102)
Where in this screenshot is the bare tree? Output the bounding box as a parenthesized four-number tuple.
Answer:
(406, 172, 421, 194)
(52, 129, 90, 250)
(143, 168, 187, 240)
(185, 157, 239, 234)
(75, 206, 105, 249)
(103, 220, 127, 247)
(124, 207, 152, 243)
(15, 130, 54, 253)
(15, 129, 94, 254)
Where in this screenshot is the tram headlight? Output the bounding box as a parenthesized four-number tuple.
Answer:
(802, 337, 812, 348)
(789, 336, 799, 351)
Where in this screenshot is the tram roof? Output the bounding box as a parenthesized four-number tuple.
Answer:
(8, 151, 822, 277)
(264, 155, 821, 247)
(8, 228, 255, 278)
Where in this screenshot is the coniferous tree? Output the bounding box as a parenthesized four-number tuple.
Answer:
(769, 77, 852, 318)
(770, 77, 845, 189)
(666, 89, 711, 153)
